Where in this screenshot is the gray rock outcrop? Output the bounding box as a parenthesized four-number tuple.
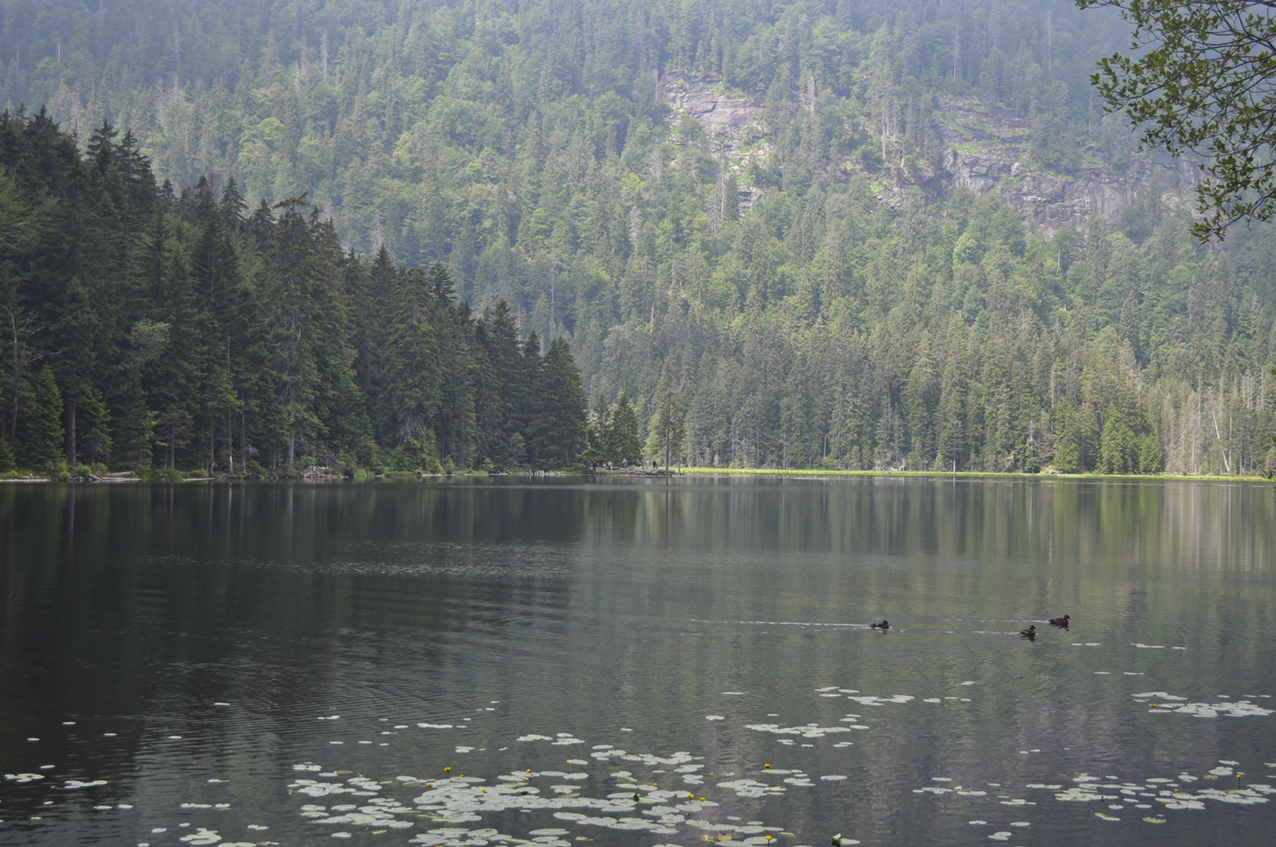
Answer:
(661, 73, 1197, 234)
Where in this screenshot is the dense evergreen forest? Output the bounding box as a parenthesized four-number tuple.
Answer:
(0, 114, 591, 475)
(2, 0, 1275, 475)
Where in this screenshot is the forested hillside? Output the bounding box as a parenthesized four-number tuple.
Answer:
(2, 0, 1275, 475)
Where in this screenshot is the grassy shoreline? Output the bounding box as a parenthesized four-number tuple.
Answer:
(671, 466, 1274, 483)
(3, 467, 1272, 484)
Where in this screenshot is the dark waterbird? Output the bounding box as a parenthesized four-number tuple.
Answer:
(1049, 614, 1071, 627)
(1019, 625, 1037, 639)
(869, 620, 889, 630)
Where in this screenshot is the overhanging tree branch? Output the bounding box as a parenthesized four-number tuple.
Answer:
(1077, 1, 1276, 239)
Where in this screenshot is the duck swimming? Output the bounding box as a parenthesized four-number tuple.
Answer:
(869, 620, 889, 629)
(1049, 614, 1071, 627)
(1019, 625, 1037, 638)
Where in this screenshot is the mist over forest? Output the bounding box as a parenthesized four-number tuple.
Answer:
(2, 0, 1274, 477)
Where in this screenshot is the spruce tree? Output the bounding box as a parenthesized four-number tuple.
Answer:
(584, 394, 611, 465)
(651, 370, 685, 470)
(428, 265, 471, 467)
(474, 301, 523, 469)
(260, 198, 324, 467)
(21, 368, 65, 471)
(427, 260, 456, 304)
(528, 336, 587, 467)
(219, 177, 247, 232)
(607, 392, 643, 467)
(380, 267, 442, 469)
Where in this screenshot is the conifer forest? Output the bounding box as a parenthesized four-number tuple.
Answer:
(1, 0, 1275, 476)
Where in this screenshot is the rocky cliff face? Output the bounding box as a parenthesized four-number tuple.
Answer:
(661, 73, 1197, 234)
(661, 70, 761, 134)
(659, 71, 770, 210)
(934, 98, 1197, 234)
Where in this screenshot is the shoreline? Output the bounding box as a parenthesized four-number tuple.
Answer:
(2, 468, 1273, 484)
(674, 467, 1276, 483)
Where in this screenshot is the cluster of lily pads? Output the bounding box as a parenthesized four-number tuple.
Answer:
(2, 773, 108, 790)
(1131, 691, 1275, 718)
(287, 757, 802, 847)
(171, 830, 255, 847)
(744, 723, 860, 744)
(1058, 769, 1275, 818)
(914, 761, 1276, 830)
(813, 686, 976, 706)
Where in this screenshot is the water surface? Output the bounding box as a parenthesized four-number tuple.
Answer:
(2, 477, 1274, 847)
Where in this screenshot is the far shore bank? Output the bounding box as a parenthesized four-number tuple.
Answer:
(674, 467, 1275, 483)
(3, 467, 1273, 484)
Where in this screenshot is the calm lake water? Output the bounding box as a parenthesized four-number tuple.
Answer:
(2, 477, 1275, 847)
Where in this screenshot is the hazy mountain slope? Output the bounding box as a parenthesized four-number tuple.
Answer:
(4, 1, 1135, 250)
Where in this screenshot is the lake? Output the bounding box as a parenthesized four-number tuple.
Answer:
(1, 476, 1275, 847)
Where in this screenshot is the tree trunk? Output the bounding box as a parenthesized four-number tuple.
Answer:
(8, 311, 19, 444)
(66, 396, 77, 467)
